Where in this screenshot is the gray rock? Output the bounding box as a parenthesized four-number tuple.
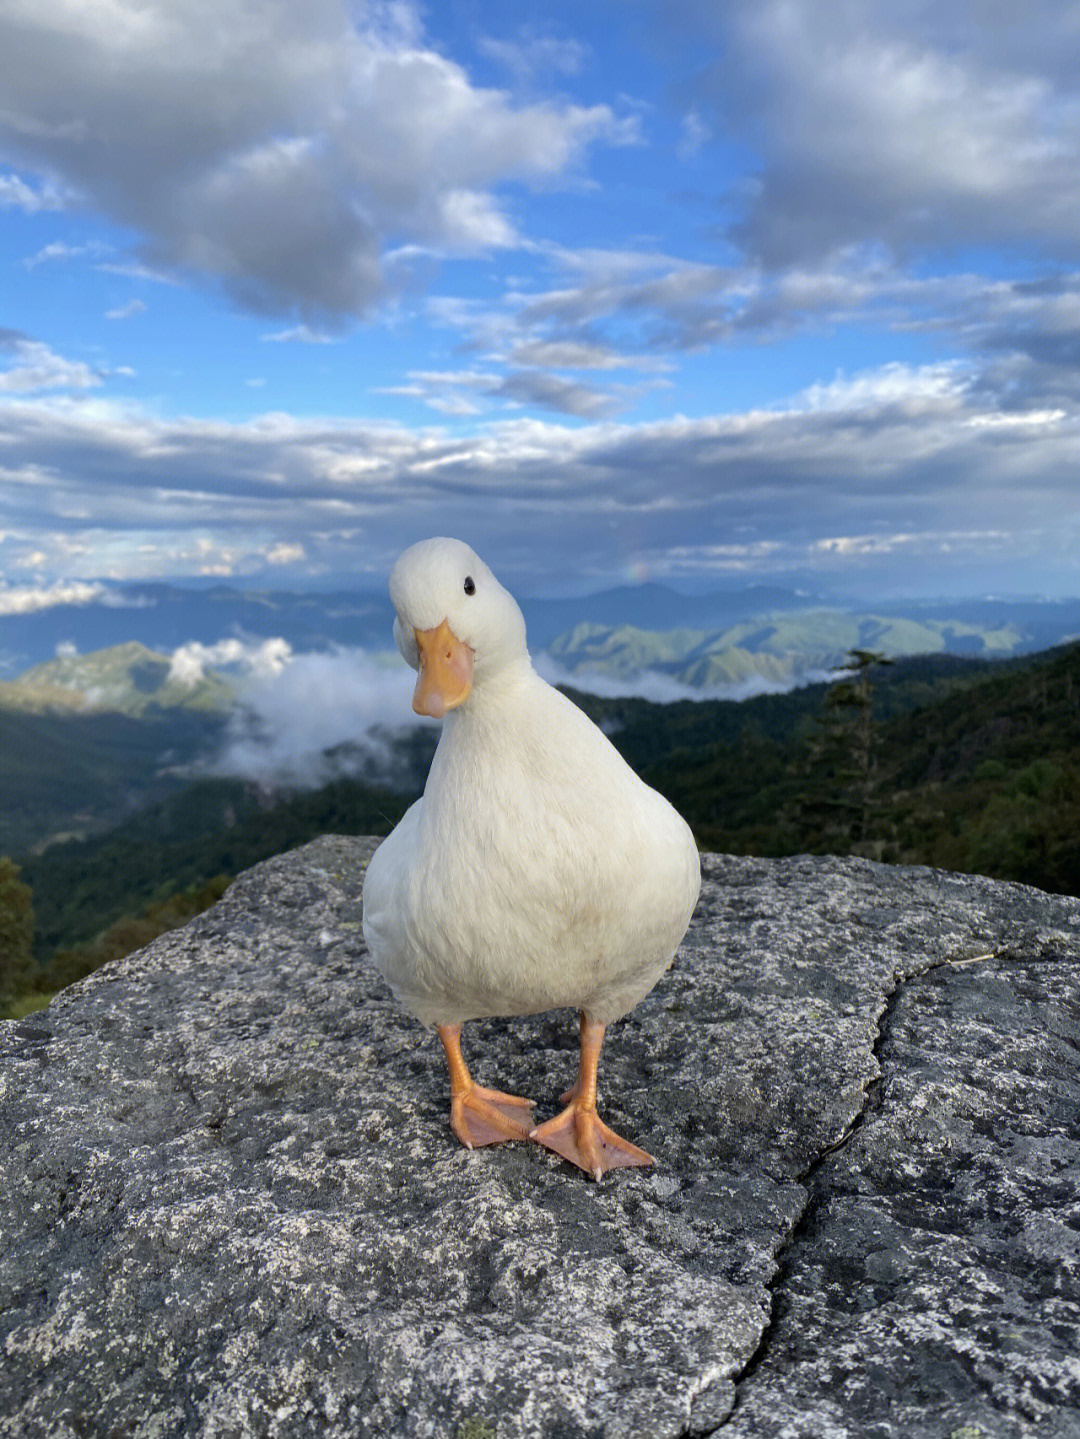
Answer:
(723, 936, 1080, 1439)
(1, 837, 1078, 1438)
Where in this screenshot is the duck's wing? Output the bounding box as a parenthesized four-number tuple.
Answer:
(361, 797, 423, 965)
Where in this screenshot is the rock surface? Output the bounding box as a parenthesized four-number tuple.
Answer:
(0, 836, 1078, 1439)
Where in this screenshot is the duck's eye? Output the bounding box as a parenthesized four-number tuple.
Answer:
(463, 576, 476, 595)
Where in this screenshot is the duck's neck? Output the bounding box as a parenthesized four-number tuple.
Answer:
(439, 655, 537, 739)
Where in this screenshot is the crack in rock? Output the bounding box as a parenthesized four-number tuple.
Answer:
(2, 840, 1077, 1439)
(709, 945, 1012, 1435)
(715, 940, 1080, 1439)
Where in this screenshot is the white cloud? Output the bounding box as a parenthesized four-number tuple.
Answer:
(796, 362, 968, 413)
(168, 637, 293, 687)
(533, 653, 790, 704)
(105, 298, 146, 320)
(2, 349, 1079, 596)
(262, 325, 340, 345)
(0, 580, 108, 616)
(0, 333, 102, 393)
(25, 241, 104, 269)
(811, 530, 1010, 558)
(516, 257, 729, 349)
(0, 171, 67, 211)
(509, 340, 674, 373)
(210, 642, 797, 791)
(374, 362, 653, 418)
(0, 1, 632, 319)
(686, 0, 1080, 264)
(262, 541, 306, 565)
(477, 28, 588, 82)
(494, 369, 618, 418)
(966, 409, 1066, 429)
(212, 646, 421, 786)
(677, 111, 710, 160)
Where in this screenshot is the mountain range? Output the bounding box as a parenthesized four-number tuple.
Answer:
(3, 580, 1080, 859)
(4, 579, 1080, 686)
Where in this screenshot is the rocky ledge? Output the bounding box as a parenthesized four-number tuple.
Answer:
(2, 837, 1079, 1439)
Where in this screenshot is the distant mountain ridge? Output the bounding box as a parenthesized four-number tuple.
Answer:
(0, 641, 232, 716)
(4, 579, 1080, 687)
(546, 610, 1028, 690)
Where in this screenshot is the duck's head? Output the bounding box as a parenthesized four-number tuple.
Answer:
(389, 537, 529, 718)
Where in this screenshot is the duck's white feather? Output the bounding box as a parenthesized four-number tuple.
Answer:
(362, 538, 700, 1028)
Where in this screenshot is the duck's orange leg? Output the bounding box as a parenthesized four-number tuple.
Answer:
(530, 1013, 654, 1180)
(437, 1024, 535, 1148)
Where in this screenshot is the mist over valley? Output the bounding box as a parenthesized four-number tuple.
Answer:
(2, 575, 1079, 865)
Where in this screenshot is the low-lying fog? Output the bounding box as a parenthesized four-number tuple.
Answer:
(168, 639, 804, 789)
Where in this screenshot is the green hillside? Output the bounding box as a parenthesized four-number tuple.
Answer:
(609, 641, 1080, 895)
(0, 706, 228, 856)
(19, 775, 413, 958)
(0, 643, 232, 855)
(1, 641, 232, 716)
(546, 610, 1025, 687)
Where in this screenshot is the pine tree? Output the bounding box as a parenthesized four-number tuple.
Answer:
(792, 649, 894, 853)
(0, 857, 35, 1010)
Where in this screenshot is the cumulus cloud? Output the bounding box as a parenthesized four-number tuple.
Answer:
(168, 636, 293, 687)
(0, 331, 102, 393)
(0, 0, 632, 320)
(678, 0, 1080, 265)
(0, 580, 109, 616)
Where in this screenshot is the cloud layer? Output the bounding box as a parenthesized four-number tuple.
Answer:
(2, 359, 1078, 595)
(210, 646, 421, 786)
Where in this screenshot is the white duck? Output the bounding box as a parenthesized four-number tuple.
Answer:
(362, 538, 701, 1179)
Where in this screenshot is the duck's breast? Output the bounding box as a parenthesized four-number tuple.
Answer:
(415, 681, 696, 1020)
(361, 676, 699, 1026)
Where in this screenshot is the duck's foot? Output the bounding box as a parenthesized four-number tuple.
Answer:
(449, 1084, 535, 1149)
(530, 1102, 654, 1181)
(437, 1022, 535, 1149)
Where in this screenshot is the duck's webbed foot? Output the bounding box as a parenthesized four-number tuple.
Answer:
(437, 1024, 535, 1149)
(451, 1084, 535, 1148)
(530, 1103, 654, 1180)
(530, 1013, 654, 1181)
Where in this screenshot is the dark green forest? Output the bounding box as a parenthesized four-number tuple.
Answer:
(3, 641, 1079, 1019)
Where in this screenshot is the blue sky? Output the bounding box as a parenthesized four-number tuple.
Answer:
(2, 0, 1080, 604)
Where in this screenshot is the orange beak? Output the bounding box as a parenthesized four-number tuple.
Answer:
(412, 619, 474, 718)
